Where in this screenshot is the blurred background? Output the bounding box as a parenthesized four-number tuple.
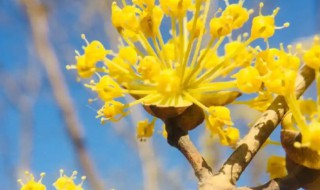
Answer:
(0, 0, 319, 189)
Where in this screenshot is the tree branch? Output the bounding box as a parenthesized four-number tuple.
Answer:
(165, 66, 315, 190)
(164, 118, 213, 185)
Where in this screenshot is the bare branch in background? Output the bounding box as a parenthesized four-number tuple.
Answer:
(20, 1, 104, 189)
(0, 58, 41, 174)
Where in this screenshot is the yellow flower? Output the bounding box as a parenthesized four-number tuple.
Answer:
(221, 2, 251, 29)
(140, 5, 164, 37)
(97, 100, 127, 123)
(251, 3, 289, 40)
(220, 126, 240, 146)
(119, 46, 138, 65)
(303, 36, 320, 69)
(255, 48, 285, 76)
(299, 99, 317, 119)
(155, 69, 181, 97)
(66, 35, 109, 78)
(235, 66, 262, 93)
(206, 106, 237, 146)
(159, 0, 191, 18)
(209, 17, 232, 38)
(266, 156, 287, 179)
(138, 56, 161, 81)
(18, 171, 46, 190)
(224, 41, 256, 70)
(264, 69, 297, 95)
(90, 76, 124, 102)
(136, 118, 156, 139)
(53, 170, 86, 190)
(111, 3, 140, 33)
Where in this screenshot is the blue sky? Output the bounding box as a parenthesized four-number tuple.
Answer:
(0, 0, 319, 189)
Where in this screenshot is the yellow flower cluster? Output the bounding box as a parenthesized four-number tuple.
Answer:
(67, 0, 290, 143)
(18, 170, 86, 190)
(275, 36, 320, 156)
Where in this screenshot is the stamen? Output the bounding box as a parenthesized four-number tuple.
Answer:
(60, 169, 64, 177)
(39, 173, 45, 183)
(81, 34, 89, 45)
(223, 0, 230, 6)
(276, 22, 290, 29)
(171, 17, 178, 62)
(71, 171, 78, 179)
(75, 50, 81, 56)
(272, 7, 280, 17)
(259, 2, 264, 15)
(88, 98, 98, 103)
(214, 8, 223, 17)
(66, 65, 76, 70)
(138, 32, 159, 60)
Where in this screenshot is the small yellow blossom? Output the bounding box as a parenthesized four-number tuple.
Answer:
(235, 66, 262, 93)
(159, 0, 192, 18)
(209, 17, 232, 38)
(18, 171, 46, 190)
(119, 46, 138, 65)
(140, 5, 164, 37)
(266, 156, 287, 179)
(136, 118, 156, 139)
(138, 56, 161, 81)
(255, 48, 286, 76)
(107, 56, 135, 85)
(251, 3, 289, 40)
(207, 106, 233, 133)
(53, 170, 86, 190)
(221, 1, 251, 29)
(155, 69, 181, 97)
(264, 69, 297, 95)
(97, 100, 127, 123)
(299, 99, 317, 119)
(66, 35, 109, 78)
(92, 76, 124, 102)
(224, 41, 255, 67)
(303, 36, 320, 69)
(111, 3, 140, 33)
(220, 126, 240, 146)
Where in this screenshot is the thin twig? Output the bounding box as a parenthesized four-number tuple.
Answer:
(164, 118, 213, 184)
(20, 1, 104, 189)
